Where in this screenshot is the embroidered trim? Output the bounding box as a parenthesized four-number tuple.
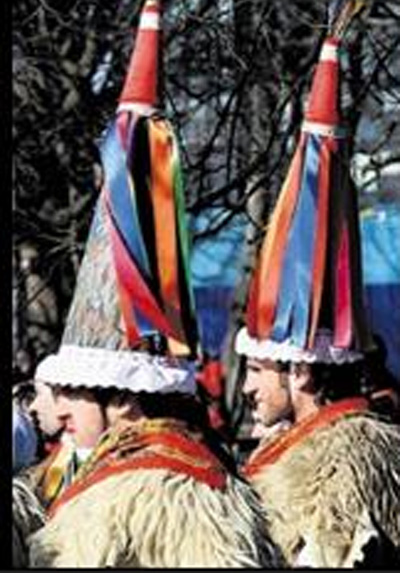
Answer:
(48, 419, 228, 517)
(34, 441, 78, 508)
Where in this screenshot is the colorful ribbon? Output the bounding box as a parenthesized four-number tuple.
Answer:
(100, 110, 198, 354)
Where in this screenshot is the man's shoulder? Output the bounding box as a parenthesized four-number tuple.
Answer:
(246, 399, 399, 478)
(274, 405, 400, 492)
(307, 406, 400, 450)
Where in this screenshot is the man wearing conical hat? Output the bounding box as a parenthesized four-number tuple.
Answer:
(28, 1, 283, 568)
(235, 3, 400, 568)
(12, 370, 107, 568)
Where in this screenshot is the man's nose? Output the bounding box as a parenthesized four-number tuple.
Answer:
(54, 396, 71, 420)
(243, 374, 256, 395)
(27, 395, 38, 415)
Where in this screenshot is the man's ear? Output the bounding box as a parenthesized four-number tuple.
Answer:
(289, 362, 312, 392)
(105, 395, 134, 424)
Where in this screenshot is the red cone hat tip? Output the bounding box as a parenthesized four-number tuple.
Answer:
(138, 0, 160, 31)
(304, 37, 341, 129)
(319, 37, 340, 63)
(118, 0, 160, 111)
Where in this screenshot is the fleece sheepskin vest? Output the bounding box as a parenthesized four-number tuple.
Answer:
(244, 399, 400, 567)
(29, 417, 283, 568)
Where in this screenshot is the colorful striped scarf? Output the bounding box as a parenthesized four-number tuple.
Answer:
(48, 417, 229, 517)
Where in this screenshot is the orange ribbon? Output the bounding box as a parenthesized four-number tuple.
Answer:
(247, 136, 305, 337)
(148, 119, 185, 340)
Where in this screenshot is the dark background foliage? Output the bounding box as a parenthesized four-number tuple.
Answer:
(12, 0, 400, 431)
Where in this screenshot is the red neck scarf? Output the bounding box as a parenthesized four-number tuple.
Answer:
(244, 397, 369, 479)
(49, 417, 228, 518)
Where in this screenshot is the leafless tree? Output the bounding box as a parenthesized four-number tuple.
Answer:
(13, 0, 400, 433)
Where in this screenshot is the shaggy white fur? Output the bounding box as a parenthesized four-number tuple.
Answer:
(249, 412, 400, 567)
(13, 475, 46, 568)
(29, 469, 283, 568)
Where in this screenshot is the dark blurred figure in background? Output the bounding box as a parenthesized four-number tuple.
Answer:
(363, 334, 400, 423)
(13, 389, 38, 474)
(12, 383, 45, 569)
(28, 380, 65, 458)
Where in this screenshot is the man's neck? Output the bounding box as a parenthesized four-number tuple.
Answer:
(293, 395, 320, 423)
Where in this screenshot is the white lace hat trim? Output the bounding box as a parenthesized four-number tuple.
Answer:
(235, 327, 363, 364)
(139, 11, 160, 31)
(117, 102, 157, 116)
(320, 42, 338, 63)
(301, 120, 347, 138)
(35, 345, 196, 395)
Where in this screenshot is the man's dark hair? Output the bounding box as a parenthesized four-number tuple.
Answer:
(310, 360, 366, 404)
(105, 390, 238, 476)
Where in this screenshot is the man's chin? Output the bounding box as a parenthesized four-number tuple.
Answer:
(250, 421, 270, 439)
(251, 419, 292, 441)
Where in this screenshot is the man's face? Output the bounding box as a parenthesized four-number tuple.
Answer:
(243, 357, 292, 435)
(53, 387, 106, 449)
(28, 381, 64, 438)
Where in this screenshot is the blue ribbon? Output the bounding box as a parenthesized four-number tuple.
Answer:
(101, 120, 151, 278)
(271, 134, 321, 346)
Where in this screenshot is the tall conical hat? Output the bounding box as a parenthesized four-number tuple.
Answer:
(119, 0, 160, 113)
(236, 2, 372, 365)
(36, 0, 198, 394)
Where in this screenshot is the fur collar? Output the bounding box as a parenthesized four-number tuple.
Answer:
(49, 417, 229, 517)
(245, 397, 369, 478)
